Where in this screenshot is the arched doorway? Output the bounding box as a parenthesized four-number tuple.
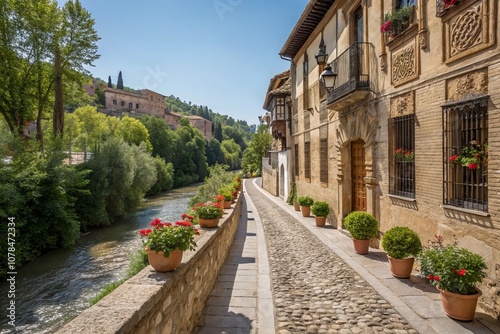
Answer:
(279, 164, 285, 197)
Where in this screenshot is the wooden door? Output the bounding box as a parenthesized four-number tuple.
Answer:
(351, 140, 366, 211)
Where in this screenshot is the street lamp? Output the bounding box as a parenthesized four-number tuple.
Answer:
(320, 64, 337, 91)
(314, 48, 328, 66)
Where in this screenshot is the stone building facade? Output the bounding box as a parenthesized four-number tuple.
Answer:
(100, 88, 213, 140)
(261, 71, 293, 199)
(276, 0, 500, 317)
(103, 88, 166, 117)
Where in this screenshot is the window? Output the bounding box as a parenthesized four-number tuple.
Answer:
(320, 139, 328, 183)
(389, 114, 415, 198)
(136, 103, 139, 109)
(397, 0, 415, 9)
(129, 102, 133, 108)
(294, 144, 299, 176)
(113, 99, 117, 105)
(304, 141, 311, 179)
(303, 53, 309, 110)
(443, 97, 488, 212)
(120, 101, 125, 107)
(273, 97, 285, 121)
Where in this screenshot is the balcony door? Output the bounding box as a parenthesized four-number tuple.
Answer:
(352, 7, 364, 82)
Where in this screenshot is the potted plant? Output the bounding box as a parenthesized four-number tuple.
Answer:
(343, 211, 379, 254)
(311, 201, 330, 227)
(287, 183, 300, 211)
(193, 201, 224, 228)
(139, 217, 198, 272)
(380, 5, 414, 41)
(449, 142, 488, 170)
(417, 240, 487, 321)
(381, 226, 422, 278)
(297, 196, 314, 217)
(219, 186, 233, 209)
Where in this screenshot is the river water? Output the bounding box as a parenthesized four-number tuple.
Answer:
(0, 185, 198, 334)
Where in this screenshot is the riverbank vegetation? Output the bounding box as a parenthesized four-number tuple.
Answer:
(0, 0, 254, 279)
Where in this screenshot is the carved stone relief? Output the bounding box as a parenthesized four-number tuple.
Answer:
(390, 91, 415, 118)
(443, 0, 496, 63)
(391, 39, 419, 87)
(447, 70, 488, 102)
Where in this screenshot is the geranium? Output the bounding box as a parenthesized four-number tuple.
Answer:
(193, 201, 224, 219)
(139, 218, 198, 257)
(394, 148, 414, 161)
(417, 238, 487, 295)
(449, 143, 487, 169)
(213, 194, 224, 203)
(380, 20, 392, 33)
(444, 0, 457, 7)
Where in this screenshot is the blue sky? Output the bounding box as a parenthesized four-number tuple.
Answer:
(62, 1, 308, 125)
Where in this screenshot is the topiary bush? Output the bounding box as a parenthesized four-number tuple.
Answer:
(297, 196, 314, 207)
(343, 211, 379, 240)
(311, 201, 330, 217)
(381, 226, 422, 259)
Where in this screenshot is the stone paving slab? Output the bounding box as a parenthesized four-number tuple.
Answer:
(250, 177, 500, 334)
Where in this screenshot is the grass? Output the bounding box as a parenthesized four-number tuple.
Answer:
(89, 248, 149, 306)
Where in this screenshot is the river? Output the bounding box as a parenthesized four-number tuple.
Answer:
(0, 184, 198, 334)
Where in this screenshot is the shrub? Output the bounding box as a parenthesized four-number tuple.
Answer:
(297, 196, 314, 207)
(418, 245, 487, 295)
(311, 201, 330, 217)
(381, 226, 422, 259)
(343, 211, 379, 240)
(193, 202, 224, 219)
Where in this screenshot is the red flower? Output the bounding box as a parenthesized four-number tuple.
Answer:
(458, 269, 466, 276)
(434, 276, 441, 281)
(468, 163, 478, 170)
(380, 20, 392, 33)
(139, 228, 152, 236)
(449, 155, 459, 162)
(214, 194, 224, 203)
(175, 220, 193, 227)
(428, 275, 434, 280)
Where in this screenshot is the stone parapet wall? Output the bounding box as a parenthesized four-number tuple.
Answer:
(56, 193, 243, 334)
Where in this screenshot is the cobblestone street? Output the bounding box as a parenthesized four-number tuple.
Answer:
(245, 180, 417, 334)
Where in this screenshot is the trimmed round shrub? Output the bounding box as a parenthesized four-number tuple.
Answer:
(343, 211, 379, 240)
(297, 196, 314, 207)
(382, 226, 422, 259)
(311, 201, 330, 217)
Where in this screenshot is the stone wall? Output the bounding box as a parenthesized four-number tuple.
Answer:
(56, 194, 243, 334)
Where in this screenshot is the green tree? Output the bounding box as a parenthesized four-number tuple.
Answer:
(241, 124, 272, 175)
(53, 0, 100, 137)
(73, 105, 107, 159)
(140, 115, 175, 162)
(116, 116, 152, 150)
(117, 71, 124, 90)
(223, 125, 247, 152)
(147, 156, 174, 195)
(206, 138, 226, 166)
(221, 138, 241, 170)
(107, 75, 112, 88)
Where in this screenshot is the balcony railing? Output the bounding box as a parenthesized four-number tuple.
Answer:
(327, 42, 370, 107)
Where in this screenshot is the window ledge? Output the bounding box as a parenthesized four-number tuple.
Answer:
(320, 182, 328, 188)
(388, 194, 416, 203)
(442, 205, 490, 217)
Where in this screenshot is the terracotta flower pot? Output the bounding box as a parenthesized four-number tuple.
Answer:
(223, 201, 232, 209)
(387, 256, 414, 278)
(439, 288, 482, 321)
(146, 248, 183, 272)
(293, 201, 300, 211)
(315, 216, 327, 227)
(198, 217, 220, 228)
(352, 238, 370, 254)
(301, 206, 311, 217)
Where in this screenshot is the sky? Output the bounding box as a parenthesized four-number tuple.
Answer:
(59, 1, 309, 126)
